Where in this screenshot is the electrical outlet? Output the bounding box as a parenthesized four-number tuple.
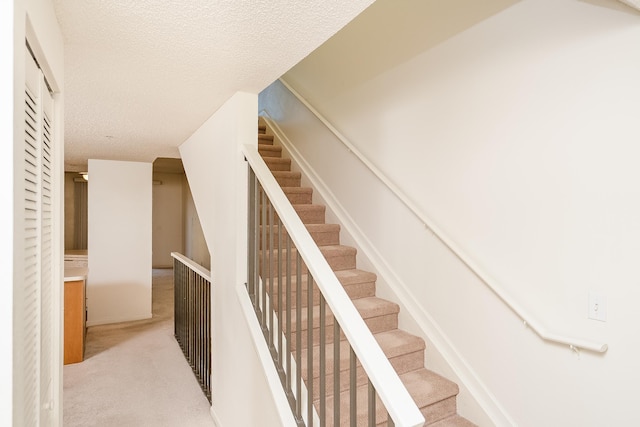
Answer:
(588, 291, 607, 322)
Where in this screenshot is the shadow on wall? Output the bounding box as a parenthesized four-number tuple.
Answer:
(287, 0, 521, 99)
(579, 0, 640, 14)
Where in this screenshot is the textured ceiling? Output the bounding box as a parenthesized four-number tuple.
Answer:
(54, 0, 375, 171)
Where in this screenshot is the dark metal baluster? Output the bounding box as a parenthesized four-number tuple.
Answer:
(188, 270, 193, 365)
(307, 274, 314, 426)
(295, 251, 303, 424)
(368, 380, 376, 427)
(286, 235, 293, 403)
(319, 295, 326, 427)
(206, 276, 211, 401)
(350, 347, 357, 427)
(277, 217, 283, 367)
(269, 201, 275, 350)
(253, 179, 260, 311)
(247, 168, 257, 303)
(334, 320, 340, 426)
(261, 198, 268, 331)
(196, 275, 200, 382)
(387, 414, 395, 427)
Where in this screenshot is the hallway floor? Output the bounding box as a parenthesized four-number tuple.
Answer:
(63, 269, 214, 427)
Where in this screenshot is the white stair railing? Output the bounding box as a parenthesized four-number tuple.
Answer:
(244, 145, 424, 427)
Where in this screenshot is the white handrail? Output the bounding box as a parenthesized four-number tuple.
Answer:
(243, 145, 425, 427)
(276, 78, 608, 354)
(171, 252, 211, 282)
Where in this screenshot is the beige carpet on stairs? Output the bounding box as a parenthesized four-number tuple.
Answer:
(258, 120, 478, 427)
(63, 269, 214, 427)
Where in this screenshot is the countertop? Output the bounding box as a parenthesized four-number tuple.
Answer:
(64, 267, 88, 282)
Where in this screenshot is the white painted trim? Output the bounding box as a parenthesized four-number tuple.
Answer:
(260, 113, 517, 427)
(235, 284, 299, 427)
(86, 313, 153, 327)
(209, 406, 223, 427)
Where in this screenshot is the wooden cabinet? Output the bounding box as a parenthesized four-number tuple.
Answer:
(64, 271, 87, 365)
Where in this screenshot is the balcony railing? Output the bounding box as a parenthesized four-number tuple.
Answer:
(172, 252, 211, 403)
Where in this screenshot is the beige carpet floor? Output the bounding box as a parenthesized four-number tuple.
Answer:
(63, 269, 214, 427)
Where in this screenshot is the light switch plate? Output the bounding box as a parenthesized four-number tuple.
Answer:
(588, 291, 607, 322)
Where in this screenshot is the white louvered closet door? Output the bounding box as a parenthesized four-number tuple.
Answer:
(23, 45, 56, 427)
(40, 67, 55, 426)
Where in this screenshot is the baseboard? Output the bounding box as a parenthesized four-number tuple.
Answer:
(210, 406, 222, 427)
(261, 113, 514, 426)
(86, 312, 152, 327)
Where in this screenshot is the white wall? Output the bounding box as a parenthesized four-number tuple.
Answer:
(180, 92, 295, 427)
(182, 175, 210, 269)
(262, 0, 640, 425)
(0, 1, 17, 423)
(152, 172, 184, 267)
(88, 159, 152, 326)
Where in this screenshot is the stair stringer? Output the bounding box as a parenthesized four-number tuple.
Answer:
(259, 112, 513, 427)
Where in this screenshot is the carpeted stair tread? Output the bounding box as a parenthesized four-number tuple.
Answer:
(428, 415, 477, 427)
(263, 156, 291, 171)
(301, 329, 426, 380)
(324, 367, 459, 427)
(259, 223, 340, 248)
(258, 134, 274, 144)
(293, 204, 326, 224)
(333, 268, 377, 286)
(260, 244, 356, 273)
(319, 245, 357, 271)
(305, 223, 340, 245)
(269, 270, 377, 310)
(401, 368, 460, 424)
(268, 268, 377, 293)
(290, 296, 399, 333)
(258, 144, 282, 157)
(272, 170, 301, 187)
(282, 187, 313, 204)
(255, 121, 472, 427)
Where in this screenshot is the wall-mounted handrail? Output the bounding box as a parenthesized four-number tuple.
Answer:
(277, 78, 608, 354)
(243, 145, 425, 426)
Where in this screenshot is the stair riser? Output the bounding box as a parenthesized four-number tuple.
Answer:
(295, 207, 325, 224)
(259, 230, 340, 249)
(264, 159, 291, 171)
(258, 206, 324, 225)
(259, 248, 356, 273)
(259, 226, 340, 248)
(259, 251, 355, 275)
(305, 350, 425, 401)
(283, 189, 313, 204)
(289, 313, 398, 351)
(422, 396, 458, 426)
(274, 175, 301, 187)
(270, 281, 376, 310)
(258, 134, 274, 145)
(258, 145, 282, 157)
(258, 190, 313, 206)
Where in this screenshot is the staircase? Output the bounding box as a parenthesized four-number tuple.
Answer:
(257, 122, 476, 427)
